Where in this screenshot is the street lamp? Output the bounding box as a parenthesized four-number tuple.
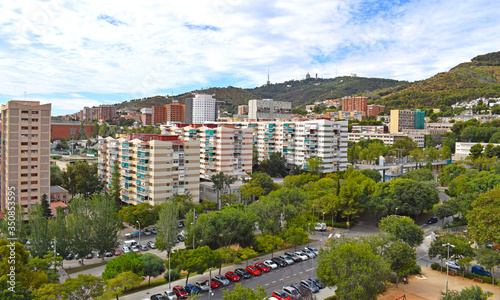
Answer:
(442, 242, 455, 296)
(136, 221, 141, 245)
(192, 207, 196, 249)
(307, 223, 310, 247)
(322, 212, 325, 223)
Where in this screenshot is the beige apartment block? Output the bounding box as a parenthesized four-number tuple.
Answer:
(1, 101, 51, 213)
(390, 109, 415, 134)
(98, 134, 200, 205)
(199, 125, 253, 180)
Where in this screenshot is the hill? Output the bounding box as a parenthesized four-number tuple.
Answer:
(371, 51, 500, 108)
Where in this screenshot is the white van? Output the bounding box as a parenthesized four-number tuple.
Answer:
(124, 240, 137, 248)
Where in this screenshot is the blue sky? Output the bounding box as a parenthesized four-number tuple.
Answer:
(1, 0, 499, 115)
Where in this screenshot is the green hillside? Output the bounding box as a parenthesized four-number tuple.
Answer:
(372, 51, 500, 108)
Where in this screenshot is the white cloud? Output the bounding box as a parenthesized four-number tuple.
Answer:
(0, 0, 499, 108)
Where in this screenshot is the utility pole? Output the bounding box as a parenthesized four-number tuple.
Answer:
(193, 207, 196, 249)
(442, 242, 455, 296)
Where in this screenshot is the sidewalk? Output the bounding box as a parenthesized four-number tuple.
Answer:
(380, 267, 499, 300)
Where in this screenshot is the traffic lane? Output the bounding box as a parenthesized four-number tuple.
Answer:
(194, 258, 319, 299)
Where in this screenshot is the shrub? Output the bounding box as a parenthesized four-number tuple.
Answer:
(324, 296, 338, 300)
(52, 155, 62, 160)
(431, 263, 442, 271)
(408, 265, 421, 275)
(164, 269, 180, 282)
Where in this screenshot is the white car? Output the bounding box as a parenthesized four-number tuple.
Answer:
(122, 246, 131, 254)
(445, 261, 462, 270)
(306, 246, 319, 255)
(302, 249, 316, 258)
(264, 259, 279, 269)
(164, 289, 176, 300)
(294, 251, 309, 261)
(279, 255, 294, 265)
(131, 245, 140, 252)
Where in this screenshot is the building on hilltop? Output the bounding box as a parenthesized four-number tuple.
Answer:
(1, 100, 51, 214)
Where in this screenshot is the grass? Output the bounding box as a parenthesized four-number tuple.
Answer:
(64, 261, 107, 275)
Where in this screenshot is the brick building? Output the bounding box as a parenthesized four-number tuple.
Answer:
(341, 96, 367, 114)
(51, 122, 95, 139)
(367, 105, 385, 116)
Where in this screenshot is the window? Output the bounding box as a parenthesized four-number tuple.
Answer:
(31, 173, 38, 177)
(21, 142, 29, 146)
(21, 189, 28, 193)
(31, 196, 38, 200)
(21, 126, 29, 130)
(21, 158, 28, 162)
(32, 126, 38, 130)
(21, 166, 28, 169)
(31, 150, 38, 154)
(31, 158, 38, 161)
(31, 181, 38, 185)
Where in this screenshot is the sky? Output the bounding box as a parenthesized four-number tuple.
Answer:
(1, 0, 499, 116)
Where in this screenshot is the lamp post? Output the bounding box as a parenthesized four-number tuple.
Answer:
(193, 208, 196, 249)
(442, 242, 455, 296)
(136, 221, 141, 245)
(308, 223, 310, 247)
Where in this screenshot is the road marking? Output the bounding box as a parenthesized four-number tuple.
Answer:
(272, 281, 276, 283)
(286, 276, 291, 278)
(279, 278, 283, 281)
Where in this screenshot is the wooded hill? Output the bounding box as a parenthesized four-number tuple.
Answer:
(116, 51, 500, 112)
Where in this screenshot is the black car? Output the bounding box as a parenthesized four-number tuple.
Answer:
(65, 253, 74, 260)
(234, 268, 251, 279)
(309, 276, 325, 289)
(291, 283, 312, 297)
(178, 221, 185, 228)
(426, 216, 439, 224)
(272, 257, 287, 267)
(150, 294, 166, 300)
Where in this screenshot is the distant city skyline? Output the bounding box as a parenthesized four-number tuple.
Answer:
(1, 0, 499, 115)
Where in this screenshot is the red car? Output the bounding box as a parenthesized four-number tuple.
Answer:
(172, 285, 188, 299)
(114, 249, 121, 256)
(204, 279, 220, 289)
(225, 271, 240, 282)
(272, 290, 292, 300)
(245, 265, 262, 276)
(255, 262, 270, 273)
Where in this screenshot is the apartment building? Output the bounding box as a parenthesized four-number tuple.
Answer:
(367, 105, 385, 116)
(199, 125, 253, 180)
(336, 111, 364, 121)
(96, 105, 117, 121)
(351, 125, 386, 133)
(348, 132, 425, 148)
(341, 96, 367, 114)
(426, 122, 453, 135)
(389, 110, 415, 133)
(248, 99, 292, 120)
(185, 94, 217, 124)
(140, 108, 152, 125)
(1, 101, 51, 213)
(254, 120, 348, 173)
(97, 134, 200, 205)
(152, 106, 166, 125)
(238, 105, 249, 115)
(453, 142, 500, 161)
(80, 106, 95, 122)
(151, 102, 185, 125)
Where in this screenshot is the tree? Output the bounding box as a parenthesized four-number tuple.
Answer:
(263, 152, 288, 177)
(476, 248, 500, 285)
(50, 165, 63, 186)
(217, 247, 239, 275)
(428, 234, 475, 263)
(99, 122, 110, 137)
(109, 162, 122, 208)
(28, 252, 63, 284)
(469, 143, 484, 159)
(483, 143, 496, 158)
(60, 274, 104, 300)
(439, 164, 466, 186)
(306, 157, 324, 176)
(238, 247, 258, 267)
(40, 194, 52, 219)
(211, 172, 236, 210)
(222, 284, 267, 300)
(102, 253, 144, 280)
(62, 161, 104, 198)
(117, 203, 159, 228)
(440, 285, 493, 300)
(50, 206, 71, 258)
(169, 246, 219, 284)
(28, 204, 52, 258)
(155, 201, 178, 253)
(90, 193, 121, 262)
(467, 188, 500, 244)
(0, 204, 29, 244)
(379, 216, 424, 248)
(317, 237, 390, 300)
(361, 169, 382, 182)
(392, 136, 417, 157)
(249, 196, 285, 236)
(384, 240, 416, 287)
(0, 277, 33, 299)
(104, 271, 143, 300)
(66, 196, 93, 264)
(255, 235, 284, 258)
(142, 253, 166, 286)
(440, 145, 452, 160)
(435, 202, 456, 226)
(283, 226, 309, 251)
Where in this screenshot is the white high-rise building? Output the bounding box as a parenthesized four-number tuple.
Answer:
(248, 99, 291, 120)
(185, 94, 217, 124)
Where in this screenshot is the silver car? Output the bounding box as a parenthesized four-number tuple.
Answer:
(283, 285, 301, 299)
(164, 290, 176, 300)
(214, 275, 230, 286)
(195, 280, 209, 292)
(279, 255, 294, 265)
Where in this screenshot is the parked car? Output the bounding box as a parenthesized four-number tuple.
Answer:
(214, 275, 230, 286)
(272, 290, 292, 300)
(151, 294, 167, 300)
(301, 249, 316, 258)
(172, 285, 188, 299)
(294, 252, 309, 261)
(426, 216, 439, 224)
(234, 268, 251, 279)
(279, 255, 294, 265)
(85, 253, 93, 259)
(143, 229, 152, 236)
(184, 284, 199, 295)
(284, 252, 302, 262)
(271, 257, 287, 267)
(309, 277, 325, 289)
(177, 235, 185, 242)
(122, 246, 131, 254)
(471, 265, 491, 277)
(205, 279, 220, 289)
(163, 290, 176, 300)
(105, 251, 114, 257)
(300, 279, 319, 293)
(149, 228, 157, 234)
(225, 271, 241, 282)
(131, 245, 140, 252)
(282, 285, 301, 300)
(194, 280, 209, 292)
(264, 259, 279, 269)
(147, 241, 156, 249)
(114, 248, 121, 256)
(65, 253, 74, 260)
(291, 283, 312, 297)
(315, 222, 327, 231)
(255, 262, 271, 273)
(140, 244, 149, 251)
(246, 265, 262, 276)
(178, 221, 185, 228)
(445, 261, 462, 270)
(306, 246, 319, 255)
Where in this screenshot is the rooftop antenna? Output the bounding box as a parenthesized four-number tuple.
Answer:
(267, 67, 270, 86)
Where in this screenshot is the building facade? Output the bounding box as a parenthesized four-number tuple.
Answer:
(389, 110, 415, 134)
(185, 94, 217, 124)
(341, 96, 368, 114)
(1, 101, 51, 213)
(367, 105, 385, 116)
(248, 99, 292, 120)
(97, 134, 200, 205)
(348, 132, 425, 148)
(51, 122, 95, 139)
(414, 110, 425, 129)
(140, 108, 152, 125)
(238, 105, 249, 115)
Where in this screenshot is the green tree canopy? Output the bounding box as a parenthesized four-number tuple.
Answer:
(104, 271, 143, 300)
(222, 284, 267, 300)
(440, 285, 493, 300)
(392, 136, 418, 157)
(169, 246, 219, 284)
(102, 253, 144, 280)
(379, 216, 424, 248)
(467, 188, 500, 244)
(142, 253, 166, 285)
